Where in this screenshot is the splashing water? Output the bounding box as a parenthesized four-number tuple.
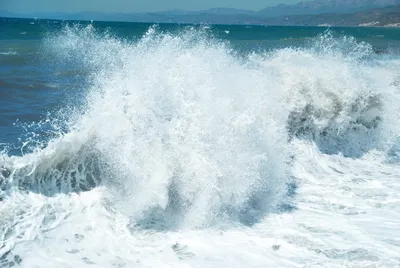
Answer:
(1, 24, 400, 267)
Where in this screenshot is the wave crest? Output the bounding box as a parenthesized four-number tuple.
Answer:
(2, 25, 400, 230)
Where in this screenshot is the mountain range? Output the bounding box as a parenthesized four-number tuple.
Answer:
(1, 0, 400, 26)
(259, 0, 400, 17)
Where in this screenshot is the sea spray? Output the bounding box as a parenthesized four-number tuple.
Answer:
(45, 25, 292, 228)
(0, 24, 399, 234)
(0, 23, 399, 267)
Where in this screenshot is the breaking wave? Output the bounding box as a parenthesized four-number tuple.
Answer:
(1, 25, 400, 234)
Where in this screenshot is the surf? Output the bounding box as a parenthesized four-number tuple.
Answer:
(1, 24, 400, 267)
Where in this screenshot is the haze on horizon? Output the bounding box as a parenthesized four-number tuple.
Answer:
(1, 0, 303, 13)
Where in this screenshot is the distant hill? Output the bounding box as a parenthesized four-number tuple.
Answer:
(0, 10, 259, 24)
(0, 10, 14, 17)
(258, 0, 400, 17)
(1, 1, 400, 27)
(261, 4, 400, 26)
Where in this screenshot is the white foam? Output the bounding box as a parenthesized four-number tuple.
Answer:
(1, 25, 400, 267)
(0, 51, 18, 55)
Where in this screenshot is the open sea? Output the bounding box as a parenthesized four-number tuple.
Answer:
(1, 17, 400, 267)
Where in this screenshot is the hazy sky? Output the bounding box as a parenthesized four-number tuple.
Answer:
(1, 0, 303, 13)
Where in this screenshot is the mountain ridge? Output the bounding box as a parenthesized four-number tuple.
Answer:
(1, 1, 400, 27)
(258, 0, 400, 17)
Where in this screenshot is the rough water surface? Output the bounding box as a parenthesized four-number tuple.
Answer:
(1, 18, 400, 267)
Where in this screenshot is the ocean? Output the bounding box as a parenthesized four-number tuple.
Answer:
(1, 17, 400, 267)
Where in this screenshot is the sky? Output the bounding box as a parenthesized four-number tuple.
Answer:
(0, 0, 303, 13)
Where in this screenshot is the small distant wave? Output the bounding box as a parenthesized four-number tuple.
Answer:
(0, 51, 19, 56)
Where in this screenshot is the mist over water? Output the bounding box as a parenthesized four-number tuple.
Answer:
(1, 22, 400, 267)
